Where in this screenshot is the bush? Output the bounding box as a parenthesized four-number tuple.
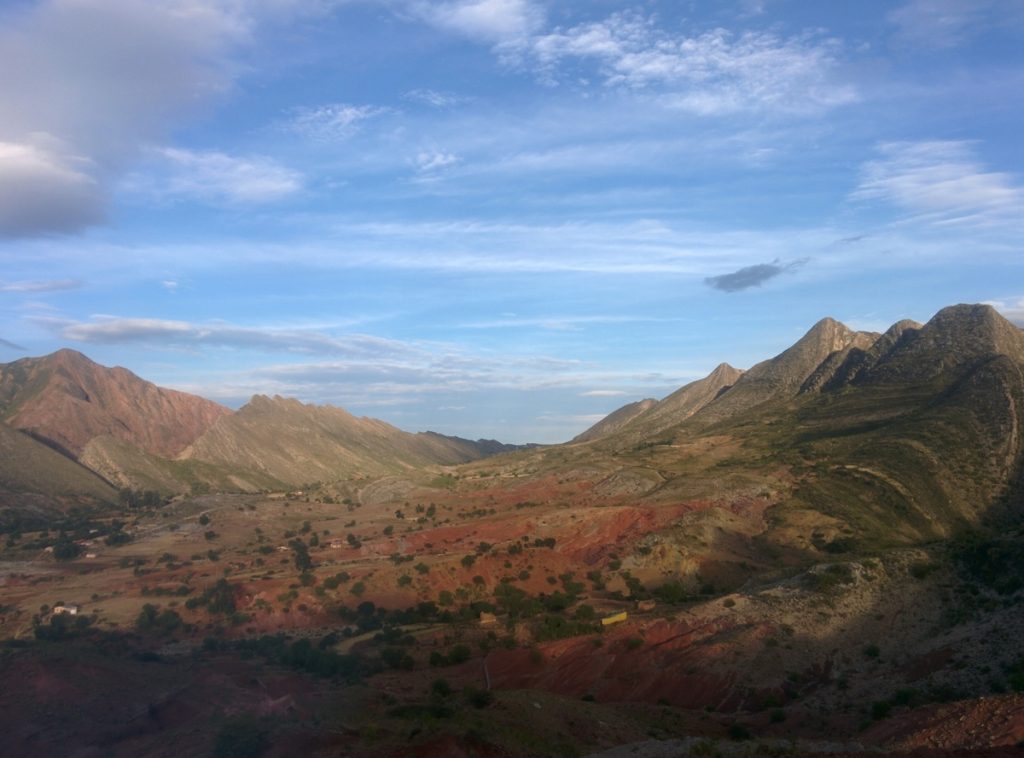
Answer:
(464, 687, 494, 708)
(432, 678, 453, 697)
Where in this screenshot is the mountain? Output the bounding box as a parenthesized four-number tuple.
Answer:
(179, 394, 524, 489)
(572, 399, 657, 443)
(689, 317, 879, 427)
(0, 349, 228, 458)
(508, 304, 1024, 559)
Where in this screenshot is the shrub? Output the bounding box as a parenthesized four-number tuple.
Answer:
(464, 687, 493, 708)
(432, 678, 453, 697)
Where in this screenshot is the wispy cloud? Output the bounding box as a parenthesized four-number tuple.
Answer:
(404, 88, 469, 108)
(705, 258, 807, 292)
(410, 0, 544, 44)
(0, 337, 27, 351)
(460, 314, 679, 331)
(853, 141, 1024, 228)
(131, 148, 303, 204)
(284, 103, 391, 141)
(580, 389, 629, 397)
(0, 278, 82, 293)
(888, 0, 1024, 49)
(415, 150, 460, 173)
(51, 316, 415, 359)
(508, 12, 857, 115)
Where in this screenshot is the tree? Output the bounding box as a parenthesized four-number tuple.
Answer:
(289, 538, 312, 571)
(52, 532, 81, 561)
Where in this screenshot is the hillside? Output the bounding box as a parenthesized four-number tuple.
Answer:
(578, 362, 745, 445)
(572, 398, 657, 443)
(0, 423, 116, 512)
(0, 349, 228, 458)
(473, 304, 1024, 567)
(180, 394, 524, 488)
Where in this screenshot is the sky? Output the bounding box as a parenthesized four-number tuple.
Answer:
(1, 0, 1022, 443)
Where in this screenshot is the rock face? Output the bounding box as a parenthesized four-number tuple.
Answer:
(0, 349, 228, 458)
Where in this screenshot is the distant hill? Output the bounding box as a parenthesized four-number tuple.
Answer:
(575, 362, 745, 445)
(0, 352, 528, 499)
(0, 349, 228, 458)
(177, 395, 527, 489)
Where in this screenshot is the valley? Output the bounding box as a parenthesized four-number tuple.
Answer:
(1, 304, 1023, 756)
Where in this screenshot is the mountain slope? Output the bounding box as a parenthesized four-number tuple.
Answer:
(0, 423, 116, 504)
(691, 318, 879, 427)
(572, 399, 657, 444)
(0, 349, 228, 458)
(180, 395, 520, 488)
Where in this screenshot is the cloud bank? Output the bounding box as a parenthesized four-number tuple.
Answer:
(0, 0, 249, 237)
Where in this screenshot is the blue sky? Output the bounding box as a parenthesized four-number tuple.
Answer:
(1, 0, 1022, 443)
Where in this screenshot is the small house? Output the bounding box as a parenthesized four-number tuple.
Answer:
(53, 605, 79, 616)
(479, 611, 497, 626)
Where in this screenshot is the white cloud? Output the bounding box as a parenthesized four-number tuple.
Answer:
(53, 316, 411, 358)
(580, 389, 629, 397)
(510, 13, 857, 115)
(0, 277, 82, 293)
(404, 88, 469, 107)
(137, 148, 303, 204)
(284, 103, 390, 141)
(853, 141, 1024, 228)
(0, 0, 252, 236)
(415, 150, 460, 172)
(411, 0, 544, 44)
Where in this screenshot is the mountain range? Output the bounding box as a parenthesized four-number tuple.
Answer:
(2, 304, 1022, 546)
(3, 303, 1024, 756)
(0, 349, 527, 509)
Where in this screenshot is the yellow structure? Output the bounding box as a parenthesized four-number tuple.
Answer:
(601, 611, 628, 626)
